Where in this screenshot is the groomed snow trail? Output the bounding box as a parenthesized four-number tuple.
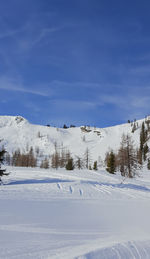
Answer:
(1, 167, 150, 258)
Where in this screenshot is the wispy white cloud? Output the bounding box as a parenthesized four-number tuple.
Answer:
(0, 76, 51, 97)
(50, 99, 97, 110)
(100, 90, 150, 119)
(130, 96, 150, 108)
(16, 18, 77, 54)
(0, 29, 21, 39)
(32, 26, 63, 45)
(99, 93, 147, 109)
(18, 25, 64, 51)
(24, 101, 41, 113)
(97, 94, 126, 107)
(48, 80, 101, 89)
(129, 65, 150, 76)
(1, 76, 149, 114)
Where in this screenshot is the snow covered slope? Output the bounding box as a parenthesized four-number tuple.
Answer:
(0, 116, 150, 258)
(0, 116, 145, 162)
(1, 167, 150, 258)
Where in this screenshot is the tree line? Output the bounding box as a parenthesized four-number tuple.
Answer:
(3, 145, 98, 171)
(106, 121, 150, 177)
(1, 120, 150, 178)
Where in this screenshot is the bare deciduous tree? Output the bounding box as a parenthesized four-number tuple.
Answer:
(117, 134, 138, 178)
(84, 147, 91, 169)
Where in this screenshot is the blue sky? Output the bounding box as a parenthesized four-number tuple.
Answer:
(0, 0, 150, 127)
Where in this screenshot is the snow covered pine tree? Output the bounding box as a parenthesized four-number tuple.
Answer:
(0, 148, 8, 184)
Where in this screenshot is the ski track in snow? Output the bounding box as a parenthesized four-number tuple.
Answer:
(57, 183, 62, 190)
(79, 189, 83, 196)
(69, 185, 74, 194)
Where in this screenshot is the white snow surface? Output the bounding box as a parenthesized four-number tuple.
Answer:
(1, 116, 150, 258)
(1, 166, 150, 258)
(0, 115, 145, 161)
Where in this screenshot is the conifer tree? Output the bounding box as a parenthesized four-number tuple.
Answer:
(63, 124, 68, 129)
(139, 122, 148, 163)
(93, 161, 98, 170)
(131, 122, 136, 133)
(75, 156, 83, 169)
(106, 151, 116, 174)
(28, 147, 37, 167)
(0, 148, 8, 184)
(66, 158, 74, 170)
(140, 122, 147, 148)
(147, 159, 150, 170)
(143, 144, 149, 161)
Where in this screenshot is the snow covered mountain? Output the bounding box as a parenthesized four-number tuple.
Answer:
(0, 115, 148, 163)
(1, 116, 150, 258)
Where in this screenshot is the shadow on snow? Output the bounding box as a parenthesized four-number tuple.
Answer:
(5, 178, 150, 193)
(80, 180, 150, 192)
(6, 178, 73, 185)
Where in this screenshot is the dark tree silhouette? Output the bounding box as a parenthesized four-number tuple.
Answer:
(0, 149, 8, 184)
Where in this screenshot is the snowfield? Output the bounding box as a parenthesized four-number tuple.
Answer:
(1, 167, 150, 258)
